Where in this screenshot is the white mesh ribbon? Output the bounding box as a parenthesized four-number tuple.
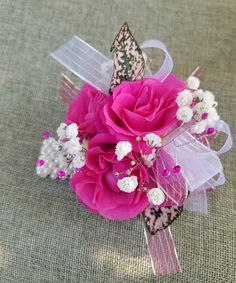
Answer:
(51, 36, 113, 94)
(184, 189, 208, 214)
(163, 120, 232, 213)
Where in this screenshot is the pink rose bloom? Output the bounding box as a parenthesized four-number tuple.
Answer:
(70, 132, 187, 221)
(65, 83, 109, 138)
(70, 133, 149, 221)
(104, 75, 186, 141)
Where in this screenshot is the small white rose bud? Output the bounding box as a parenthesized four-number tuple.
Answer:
(115, 141, 132, 161)
(147, 187, 165, 205)
(117, 176, 138, 193)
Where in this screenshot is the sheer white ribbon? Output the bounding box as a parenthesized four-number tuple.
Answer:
(163, 120, 232, 213)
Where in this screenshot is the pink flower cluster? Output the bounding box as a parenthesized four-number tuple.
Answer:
(66, 75, 187, 220)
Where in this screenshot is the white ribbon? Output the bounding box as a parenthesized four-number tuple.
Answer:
(140, 39, 173, 81)
(163, 120, 232, 213)
(184, 189, 208, 214)
(51, 36, 113, 94)
(214, 120, 233, 155)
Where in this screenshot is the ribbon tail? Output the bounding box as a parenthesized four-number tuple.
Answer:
(51, 36, 112, 94)
(144, 226, 182, 276)
(184, 189, 208, 214)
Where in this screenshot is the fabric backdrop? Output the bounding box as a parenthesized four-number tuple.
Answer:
(0, 0, 235, 282)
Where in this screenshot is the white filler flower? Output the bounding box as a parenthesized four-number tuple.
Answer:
(192, 120, 207, 134)
(65, 123, 79, 139)
(147, 187, 165, 205)
(207, 107, 220, 124)
(192, 89, 204, 100)
(187, 76, 200, 90)
(117, 176, 138, 193)
(202, 91, 216, 107)
(72, 155, 85, 169)
(176, 106, 193, 122)
(176, 89, 193, 107)
(56, 123, 67, 139)
(115, 141, 132, 161)
(143, 133, 162, 147)
(64, 138, 82, 155)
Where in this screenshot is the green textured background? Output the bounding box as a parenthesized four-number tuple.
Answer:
(0, 1, 235, 282)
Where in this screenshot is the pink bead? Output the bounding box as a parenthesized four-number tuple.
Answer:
(36, 159, 45, 166)
(201, 112, 208, 120)
(173, 165, 181, 173)
(176, 120, 183, 127)
(206, 127, 215, 135)
(41, 131, 51, 138)
(162, 169, 170, 177)
(57, 170, 66, 178)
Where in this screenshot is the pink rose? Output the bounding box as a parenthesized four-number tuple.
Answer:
(70, 133, 149, 220)
(104, 75, 186, 141)
(65, 83, 109, 138)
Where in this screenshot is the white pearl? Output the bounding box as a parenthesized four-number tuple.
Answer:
(39, 171, 48, 178)
(50, 173, 57, 180)
(36, 167, 43, 174)
(48, 138, 55, 145)
(40, 147, 47, 154)
(47, 163, 55, 169)
(59, 164, 66, 170)
(42, 139, 49, 146)
(59, 159, 66, 166)
(43, 167, 50, 174)
(49, 153, 56, 159)
(54, 156, 61, 163)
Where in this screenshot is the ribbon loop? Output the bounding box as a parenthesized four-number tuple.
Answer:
(214, 120, 233, 155)
(140, 39, 173, 81)
(163, 127, 225, 192)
